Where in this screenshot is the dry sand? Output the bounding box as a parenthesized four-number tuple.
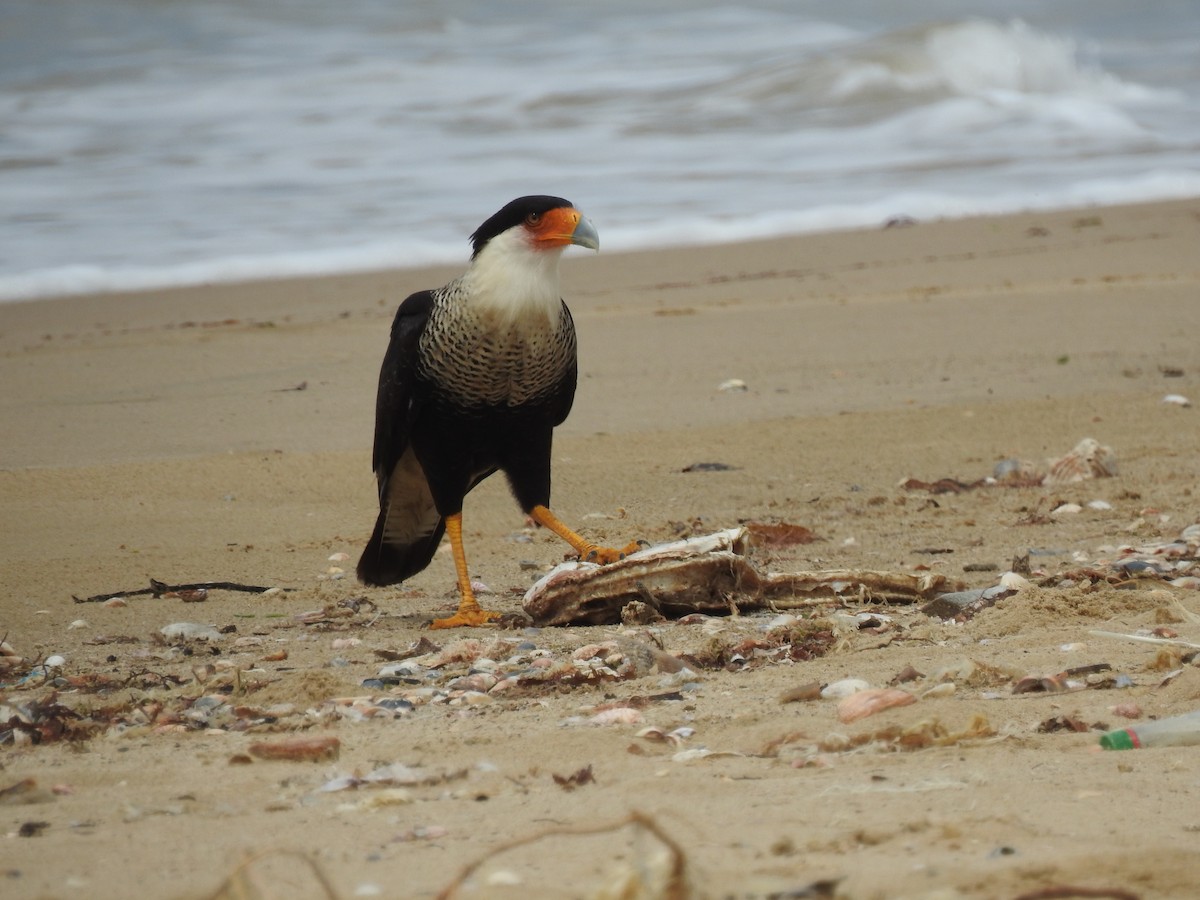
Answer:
(2, 199, 1200, 899)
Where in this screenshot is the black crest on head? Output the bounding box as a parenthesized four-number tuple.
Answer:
(469, 195, 573, 258)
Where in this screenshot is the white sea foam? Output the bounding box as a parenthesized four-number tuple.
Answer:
(1, 3, 1197, 303)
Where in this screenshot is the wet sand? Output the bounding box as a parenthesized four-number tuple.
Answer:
(2, 198, 1200, 899)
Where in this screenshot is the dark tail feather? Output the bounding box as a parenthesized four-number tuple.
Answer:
(357, 510, 445, 587)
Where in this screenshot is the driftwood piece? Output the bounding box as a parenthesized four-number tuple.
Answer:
(523, 528, 963, 626)
(74, 578, 284, 604)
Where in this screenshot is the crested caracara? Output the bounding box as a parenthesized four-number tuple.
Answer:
(357, 195, 640, 628)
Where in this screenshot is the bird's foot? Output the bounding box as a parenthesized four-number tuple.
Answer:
(581, 539, 648, 565)
(429, 605, 501, 629)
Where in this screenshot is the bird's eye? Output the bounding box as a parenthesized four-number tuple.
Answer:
(525, 212, 542, 227)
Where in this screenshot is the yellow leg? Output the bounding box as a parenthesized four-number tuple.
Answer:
(429, 513, 500, 629)
(528, 505, 644, 564)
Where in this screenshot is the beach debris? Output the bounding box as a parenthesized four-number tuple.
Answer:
(75, 578, 286, 604)
(837, 688, 916, 723)
(921, 584, 1016, 622)
(1162, 393, 1192, 407)
(0, 639, 27, 674)
(0, 777, 56, 806)
(1038, 715, 1095, 734)
(678, 619, 837, 671)
(1100, 709, 1200, 750)
(823, 715, 997, 754)
(1043, 437, 1118, 484)
(206, 849, 339, 900)
(434, 811, 689, 900)
(903, 437, 1117, 493)
(820, 678, 870, 700)
(247, 735, 341, 762)
(681, 461, 737, 472)
(552, 764, 596, 790)
(779, 681, 823, 704)
(0, 693, 94, 746)
(523, 527, 961, 626)
(1014, 675, 1070, 694)
(1012, 887, 1139, 900)
(717, 378, 747, 392)
(160, 622, 223, 642)
(744, 521, 821, 547)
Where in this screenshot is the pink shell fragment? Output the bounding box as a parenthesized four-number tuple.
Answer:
(836, 688, 916, 723)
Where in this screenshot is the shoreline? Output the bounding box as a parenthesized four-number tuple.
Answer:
(1, 197, 1196, 470)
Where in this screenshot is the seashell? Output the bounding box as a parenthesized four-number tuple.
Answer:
(1043, 438, 1117, 485)
(331, 638, 361, 650)
(102, 597, 128, 608)
(1087, 500, 1113, 510)
(999, 571, 1031, 591)
(779, 681, 823, 704)
(589, 707, 643, 726)
(820, 678, 870, 700)
(447, 673, 498, 693)
(247, 735, 340, 762)
(67, 619, 89, 630)
(1162, 393, 1191, 407)
(44, 655, 67, 668)
(328, 552, 350, 562)
(161, 622, 222, 642)
(836, 687, 916, 723)
(1051, 503, 1082, 516)
(717, 378, 748, 392)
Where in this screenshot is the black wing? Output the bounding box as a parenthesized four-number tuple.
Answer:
(549, 300, 579, 427)
(358, 290, 442, 587)
(371, 290, 434, 494)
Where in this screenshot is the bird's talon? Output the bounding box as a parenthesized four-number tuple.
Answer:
(429, 607, 501, 629)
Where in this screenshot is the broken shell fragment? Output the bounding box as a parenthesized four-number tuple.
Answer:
(1043, 437, 1117, 484)
(779, 682, 823, 704)
(247, 736, 341, 762)
(837, 688, 916, 723)
(821, 678, 870, 700)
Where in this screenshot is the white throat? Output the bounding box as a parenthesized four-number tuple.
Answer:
(459, 228, 566, 328)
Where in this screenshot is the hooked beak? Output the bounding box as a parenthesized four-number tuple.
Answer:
(569, 213, 599, 251)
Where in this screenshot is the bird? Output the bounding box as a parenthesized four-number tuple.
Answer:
(357, 195, 641, 628)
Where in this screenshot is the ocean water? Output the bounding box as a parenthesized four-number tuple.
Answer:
(2, 0, 1198, 302)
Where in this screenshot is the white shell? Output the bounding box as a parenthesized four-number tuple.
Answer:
(999, 571, 1031, 590)
(820, 678, 870, 699)
(1162, 394, 1192, 407)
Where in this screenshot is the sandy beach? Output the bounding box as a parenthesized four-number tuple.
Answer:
(3, 198, 1200, 899)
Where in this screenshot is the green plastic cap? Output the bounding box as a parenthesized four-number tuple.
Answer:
(1100, 729, 1136, 750)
